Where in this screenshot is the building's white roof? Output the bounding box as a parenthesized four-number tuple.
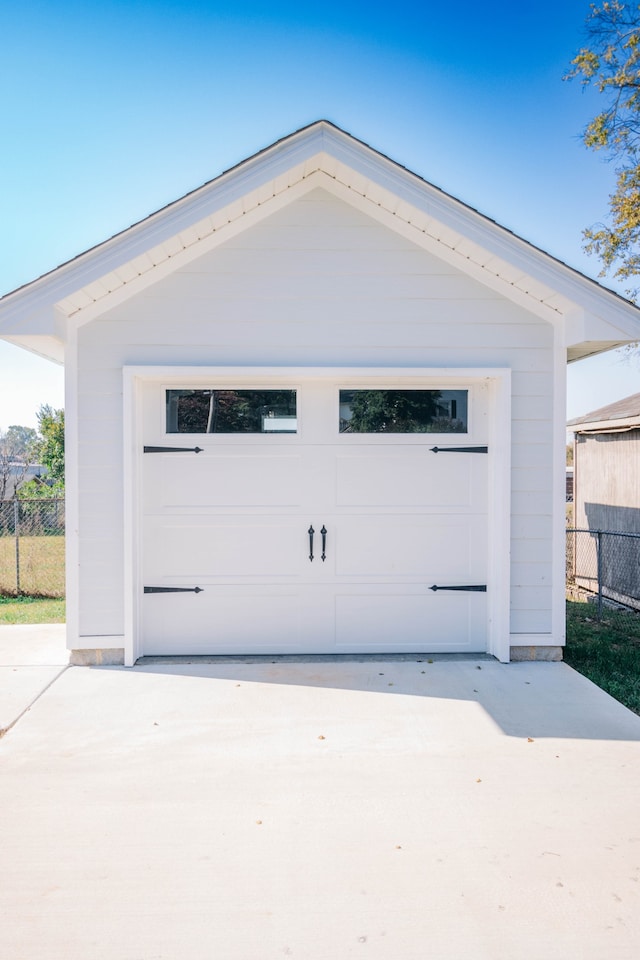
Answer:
(2, 120, 640, 364)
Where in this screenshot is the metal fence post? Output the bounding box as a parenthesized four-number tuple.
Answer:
(596, 529, 603, 618)
(13, 498, 20, 595)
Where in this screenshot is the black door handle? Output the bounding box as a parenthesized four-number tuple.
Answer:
(308, 525, 315, 562)
(320, 525, 327, 561)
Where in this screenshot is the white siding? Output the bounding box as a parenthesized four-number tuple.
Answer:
(76, 189, 554, 638)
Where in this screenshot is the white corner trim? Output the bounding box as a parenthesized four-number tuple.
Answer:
(64, 326, 79, 654)
(551, 326, 568, 650)
(123, 371, 144, 667)
(485, 370, 511, 663)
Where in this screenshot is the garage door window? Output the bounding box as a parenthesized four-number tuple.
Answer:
(339, 390, 468, 433)
(166, 389, 297, 434)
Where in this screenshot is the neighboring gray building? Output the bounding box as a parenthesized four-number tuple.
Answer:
(568, 393, 640, 608)
(1, 463, 46, 500)
(568, 392, 640, 534)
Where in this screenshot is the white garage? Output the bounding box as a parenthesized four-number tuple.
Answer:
(1, 121, 639, 665)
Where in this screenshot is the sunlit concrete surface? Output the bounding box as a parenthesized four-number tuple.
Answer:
(0, 623, 67, 735)
(1, 654, 640, 959)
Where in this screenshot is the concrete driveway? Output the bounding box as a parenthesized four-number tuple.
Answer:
(1, 627, 640, 959)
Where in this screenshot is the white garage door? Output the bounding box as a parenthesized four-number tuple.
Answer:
(141, 380, 488, 655)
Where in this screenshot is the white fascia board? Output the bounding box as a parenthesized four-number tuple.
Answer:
(0, 128, 328, 332)
(322, 125, 640, 338)
(4, 119, 640, 347)
(69, 163, 564, 330)
(315, 172, 564, 324)
(66, 172, 320, 327)
(1, 152, 321, 330)
(66, 166, 563, 329)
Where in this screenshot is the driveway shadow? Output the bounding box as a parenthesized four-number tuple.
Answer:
(129, 655, 640, 742)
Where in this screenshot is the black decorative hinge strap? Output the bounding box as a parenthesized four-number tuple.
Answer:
(144, 586, 204, 594)
(144, 446, 203, 454)
(429, 584, 487, 592)
(430, 446, 488, 454)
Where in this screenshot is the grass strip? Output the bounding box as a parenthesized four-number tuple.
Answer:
(0, 596, 65, 624)
(565, 600, 640, 716)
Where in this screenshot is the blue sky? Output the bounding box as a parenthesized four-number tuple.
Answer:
(1, 0, 639, 430)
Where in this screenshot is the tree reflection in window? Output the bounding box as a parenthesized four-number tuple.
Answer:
(166, 390, 297, 433)
(339, 390, 467, 433)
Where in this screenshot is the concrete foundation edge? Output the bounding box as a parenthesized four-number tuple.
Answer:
(510, 645, 563, 662)
(70, 646, 562, 665)
(70, 648, 125, 666)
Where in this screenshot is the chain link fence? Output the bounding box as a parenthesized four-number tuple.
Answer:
(566, 527, 640, 622)
(1, 507, 638, 613)
(0, 499, 65, 597)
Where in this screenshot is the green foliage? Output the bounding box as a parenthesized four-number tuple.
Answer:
(4, 425, 37, 460)
(34, 405, 64, 485)
(174, 390, 296, 433)
(346, 390, 456, 433)
(0, 426, 36, 499)
(566, 2, 640, 291)
(18, 477, 64, 498)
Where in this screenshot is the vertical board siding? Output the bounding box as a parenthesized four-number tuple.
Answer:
(76, 191, 555, 637)
(573, 430, 640, 613)
(575, 430, 640, 533)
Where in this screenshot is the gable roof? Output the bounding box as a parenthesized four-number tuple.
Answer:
(2, 119, 640, 365)
(568, 390, 640, 433)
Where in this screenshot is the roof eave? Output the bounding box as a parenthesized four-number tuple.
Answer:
(0, 334, 64, 365)
(567, 340, 632, 363)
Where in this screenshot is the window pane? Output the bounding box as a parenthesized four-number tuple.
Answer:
(339, 390, 468, 433)
(166, 390, 297, 434)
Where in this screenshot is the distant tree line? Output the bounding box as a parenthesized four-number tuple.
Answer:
(0, 405, 64, 499)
